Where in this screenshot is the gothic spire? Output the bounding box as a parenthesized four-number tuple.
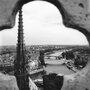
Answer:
(14, 7, 29, 90)
(18, 7, 24, 46)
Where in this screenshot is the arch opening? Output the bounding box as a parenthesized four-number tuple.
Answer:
(0, 1, 89, 76)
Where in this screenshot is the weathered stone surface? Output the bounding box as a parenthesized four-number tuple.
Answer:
(61, 64, 90, 90)
(0, 73, 19, 90)
(0, 0, 90, 90)
(0, 0, 90, 33)
(0, 0, 18, 29)
(0, 0, 33, 30)
(57, 0, 90, 40)
(57, 0, 90, 30)
(0, 73, 39, 90)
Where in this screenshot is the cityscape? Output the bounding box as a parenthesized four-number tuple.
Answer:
(0, 6, 90, 90)
(0, 45, 89, 75)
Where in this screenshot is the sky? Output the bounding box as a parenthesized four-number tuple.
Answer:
(0, 1, 89, 46)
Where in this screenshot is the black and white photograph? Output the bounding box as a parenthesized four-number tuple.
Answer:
(0, 0, 90, 90)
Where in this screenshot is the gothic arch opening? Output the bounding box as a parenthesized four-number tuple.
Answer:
(0, 2, 89, 90)
(0, 1, 89, 75)
(0, 0, 89, 76)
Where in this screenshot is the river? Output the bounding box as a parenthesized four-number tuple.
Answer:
(45, 64, 74, 75)
(44, 50, 75, 75)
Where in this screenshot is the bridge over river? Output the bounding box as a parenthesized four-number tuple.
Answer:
(44, 50, 75, 75)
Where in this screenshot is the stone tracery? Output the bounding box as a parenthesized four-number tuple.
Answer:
(0, 0, 90, 90)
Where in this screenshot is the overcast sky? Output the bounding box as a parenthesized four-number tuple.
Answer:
(0, 1, 89, 46)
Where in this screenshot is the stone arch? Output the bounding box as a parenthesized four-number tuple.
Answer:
(0, 0, 90, 90)
(0, 0, 90, 44)
(41, 0, 90, 45)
